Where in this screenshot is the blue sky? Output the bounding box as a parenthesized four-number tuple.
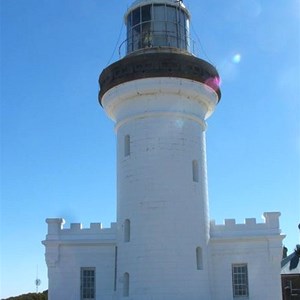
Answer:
(1, 0, 299, 298)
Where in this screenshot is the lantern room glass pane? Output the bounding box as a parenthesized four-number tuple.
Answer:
(153, 4, 165, 21)
(178, 10, 184, 46)
(127, 12, 133, 53)
(127, 12, 132, 29)
(132, 7, 140, 26)
(166, 22, 177, 47)
(132, 24, 141, 50)
(142, 22, 152, 47)
(166, 5, 176, 23)
(142, 5, 151, 22)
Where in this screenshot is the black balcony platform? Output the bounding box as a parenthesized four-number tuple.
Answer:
(99, 50, 221, 105)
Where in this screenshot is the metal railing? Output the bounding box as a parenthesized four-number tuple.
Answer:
(118, 31, 198, 58)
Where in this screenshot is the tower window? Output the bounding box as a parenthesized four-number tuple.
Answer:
(192, 160, 199, 182)
(123, 272, 130, 297)
(196, 247, 203, 270)
(232, 264, 249, 298)
(125, 135, 130, 157)
(114, 247, 118, 291)
(80, 267, 95, 300)
(124, 219, 131, 242)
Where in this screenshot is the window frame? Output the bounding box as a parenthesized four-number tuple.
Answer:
(192, 160, 199, 182)
(80, 267, 96, 300)
(124, 134, 131, 157)
(123, 272, 130, 297)
(196, 246, 203, 270)
(232, 263, 249, 298)
(124, 219, 131, 242)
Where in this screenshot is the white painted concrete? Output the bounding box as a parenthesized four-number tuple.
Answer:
(103, 77, 217, 299)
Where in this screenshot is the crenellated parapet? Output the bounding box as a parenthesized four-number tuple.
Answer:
(210, 212, 282, 239)
(44, 218, 117, 242)
(42, 219, 117, 267)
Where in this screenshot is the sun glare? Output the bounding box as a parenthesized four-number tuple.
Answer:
(232, 53, 242, 64)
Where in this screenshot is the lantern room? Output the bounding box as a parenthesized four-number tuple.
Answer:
(125, 0, 191, 54)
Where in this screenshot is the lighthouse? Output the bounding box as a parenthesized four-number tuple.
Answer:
(43, 1, 284, 299)
(99, 0, 220, 298)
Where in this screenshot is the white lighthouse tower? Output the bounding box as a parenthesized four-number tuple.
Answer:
(99, 0, 220, 298)
(43, 1, 284, 299)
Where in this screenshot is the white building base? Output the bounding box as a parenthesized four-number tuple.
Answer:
(43, 212, 284, 300)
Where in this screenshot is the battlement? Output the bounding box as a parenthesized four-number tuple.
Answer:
(44, 218, 117, 242)
(210, 212, 282, 239)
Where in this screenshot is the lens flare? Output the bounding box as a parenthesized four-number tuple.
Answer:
(205, 76, 222, 90)
(232, 53, 241, 63)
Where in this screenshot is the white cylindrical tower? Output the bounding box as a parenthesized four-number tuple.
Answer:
(99, 1, 221, 299)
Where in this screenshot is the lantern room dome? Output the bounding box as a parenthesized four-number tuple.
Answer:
(126, 0, 189, 16)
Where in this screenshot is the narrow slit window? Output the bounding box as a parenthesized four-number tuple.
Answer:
(124, 219, 130, 242)
(123, 272, 130, 297)
(114, 247, 118, 291)
(196, 247, 203, 270)
(125, 135, 130, 157)
(192, 160, 199, 182)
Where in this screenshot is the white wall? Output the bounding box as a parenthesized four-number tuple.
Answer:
(49, 245, 115, 300)
(43, 214, 284, 300)
(43, 219, 117, 300)
(210, 213, 284, 300)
